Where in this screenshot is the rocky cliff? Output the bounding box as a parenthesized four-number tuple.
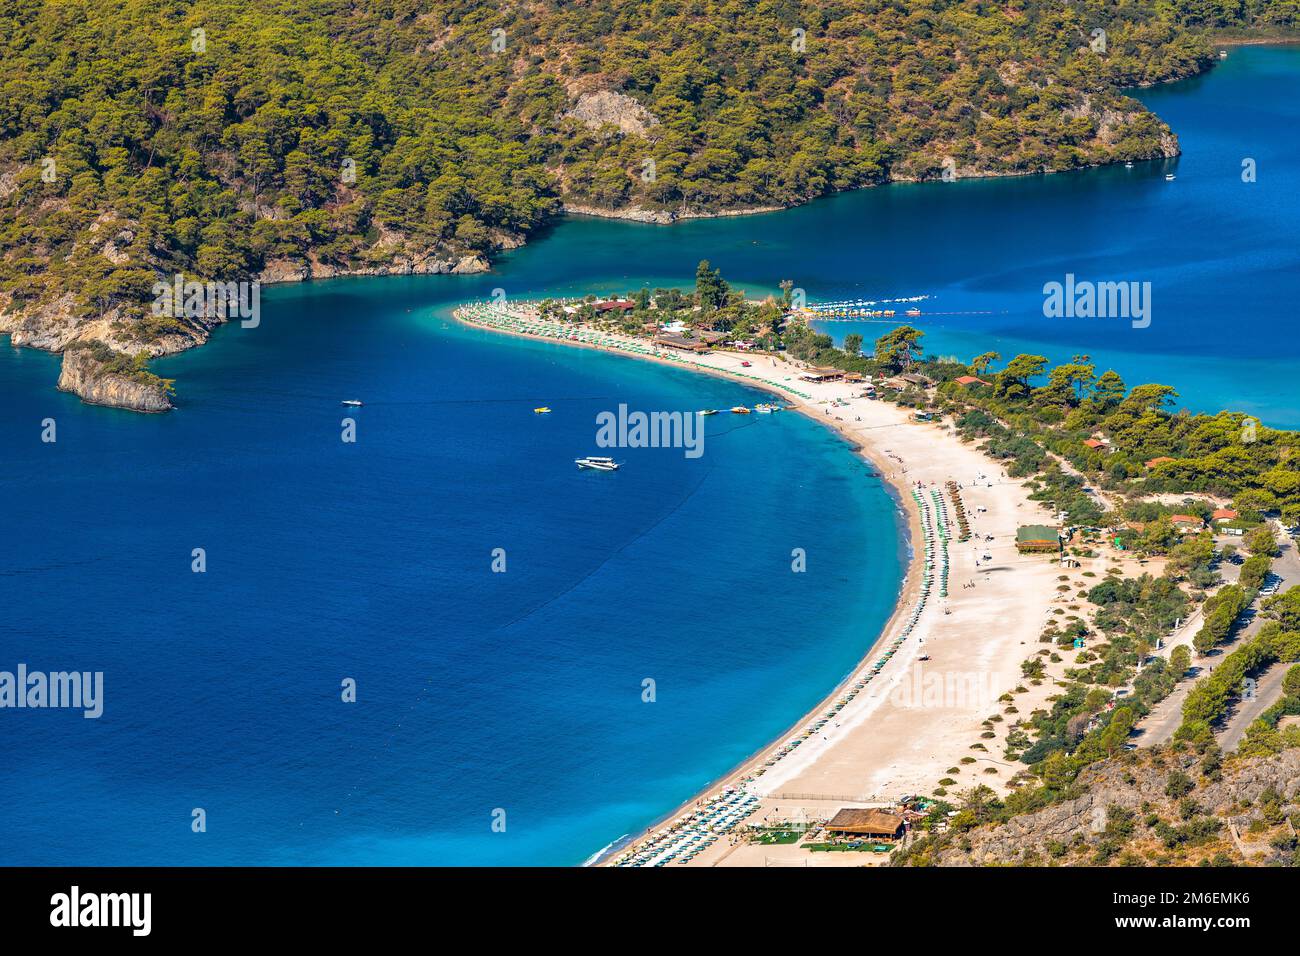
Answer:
(0, 214, 492, 412)
(902, 747, 1300, 867)
(56, 348, 173, 413)
(257, 252, 489, 284)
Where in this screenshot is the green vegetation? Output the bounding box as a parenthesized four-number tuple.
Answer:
(894, 749, 1300, 867)
(3, 0, 1295, 353)
(1178, 620, 1300, 740)
(1089, 574, 1189, 646)
(1239, 552, 1274, 591)
(751, 828, 805, 846)
(790, 319, 1300, 817)
(70, 340, 175, 394)
(1191, 584, 1252, 656)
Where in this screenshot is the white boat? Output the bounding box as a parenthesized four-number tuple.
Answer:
(341, 400, 364, 407)
(576, 456, 620, 471)
(697, 409, 718, 416)
(1165, 173, 1176, 181)
(1124, 162, 1133, 168)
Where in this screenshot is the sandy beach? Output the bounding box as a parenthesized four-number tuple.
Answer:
(453, 302, 1064, 867)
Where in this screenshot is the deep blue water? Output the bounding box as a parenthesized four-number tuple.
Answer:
(2, 44, 1296, 865)
(1, 286, 901, 865)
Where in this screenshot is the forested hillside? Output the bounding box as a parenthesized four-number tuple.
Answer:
(0, 0, 1294, 372)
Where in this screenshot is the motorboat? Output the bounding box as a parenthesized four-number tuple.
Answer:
(575, 456, 620, 471)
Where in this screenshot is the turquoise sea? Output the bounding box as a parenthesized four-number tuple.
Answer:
(1, 45, 1296, 865)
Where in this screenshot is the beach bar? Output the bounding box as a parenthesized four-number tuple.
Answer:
(823, 808, 905, 840)
(800, 366, 846, 382)
(653, 333, 710, 353)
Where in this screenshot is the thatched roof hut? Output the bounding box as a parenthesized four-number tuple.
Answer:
(824, 808, 905, 839)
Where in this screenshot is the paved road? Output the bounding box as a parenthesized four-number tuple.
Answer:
(1219, 661, 1290, 750)
(1133, 532, 1300, 749)
(1132, 630, 1216, 748)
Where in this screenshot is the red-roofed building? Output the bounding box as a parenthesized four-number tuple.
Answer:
(954, 375, 991, 387)
(1145, 456, 1176, 469)
(593, 299, 635, 313)
(1083, 439, 1106, 450)
(1212, 508, 1239, 523)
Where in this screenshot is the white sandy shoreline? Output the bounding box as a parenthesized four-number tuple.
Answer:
(451, 303, 1062, 867)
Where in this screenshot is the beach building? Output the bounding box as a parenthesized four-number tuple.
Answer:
(953, 375, 991, 387)
(1170, 514, 1203, 533)
(800, 367, 846, 383)
(1213, 508, 1239, 524)
(899, 372, 933, 387)
(823, 808, 905, 841)
(1145, 456, 1176, 469)
(1016, 524, 1062, 554)
(593, 299, 635, 313)
(653, 334, 710, 353)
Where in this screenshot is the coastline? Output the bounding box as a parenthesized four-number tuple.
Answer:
(5, 88, 1192, 414)
(452, 303, 1062, 867)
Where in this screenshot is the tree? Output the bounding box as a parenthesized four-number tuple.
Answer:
(1167, 533, 1214, 578)
(1283, 664, 1300, 698)
(843, 332, 863, 357)
(779, 279, 794, 309)
(1170, 645, 1191, 677)
(1122, 383, 1179, 412)
(1139, 515, 1179, 554)
(1041, 361, 1097, 406)
(971, 351, 1000, 375)
(694, 260, 729, 311)
(1244, 525, 1279, 557)
(995, 354, 1047, 401)
(873, 325, 923, 372)
(1263, 587, 1300, 631)
(1091, 370, 1127, 408)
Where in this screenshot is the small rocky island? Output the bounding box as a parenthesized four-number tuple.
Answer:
(56, 344, 174, 413)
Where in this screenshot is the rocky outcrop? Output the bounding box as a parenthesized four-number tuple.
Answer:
(1, 291, 85, 351)
(923, 749, 1300, 866)
(0, 292, 220, 358)
(56, 348, 173, 413)
(561, 202, 784, 224)
(258, 252, 489, 285)
(562, 90, 659, 138)
(2, 224, 492, 412)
